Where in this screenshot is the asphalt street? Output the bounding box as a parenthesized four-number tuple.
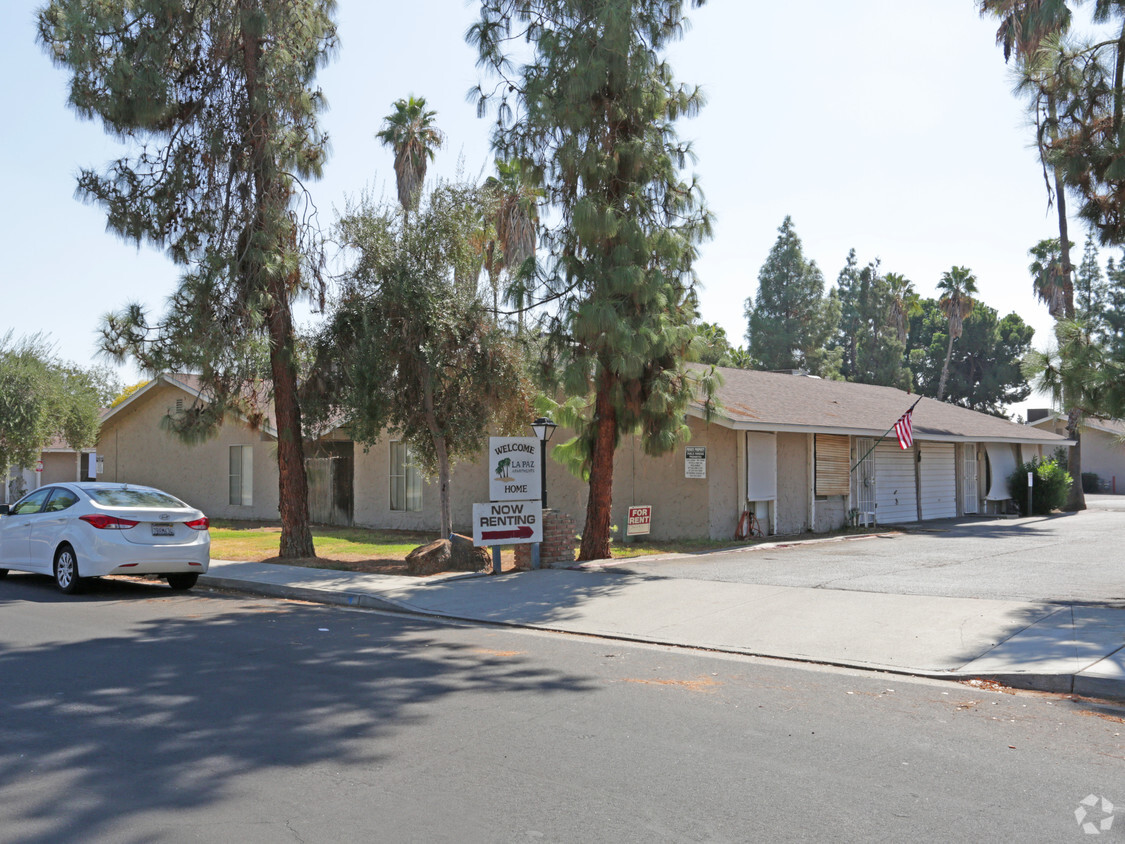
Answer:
(1, 576, 1122, 842)
(604, 498, 1125, 605)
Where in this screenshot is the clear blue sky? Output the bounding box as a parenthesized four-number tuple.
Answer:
(0, 2, 1100, 413)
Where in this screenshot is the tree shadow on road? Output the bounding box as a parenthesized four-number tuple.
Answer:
(0, 575, 599, 843)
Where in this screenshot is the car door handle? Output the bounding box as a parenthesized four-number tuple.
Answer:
(21, 521, 31, 526)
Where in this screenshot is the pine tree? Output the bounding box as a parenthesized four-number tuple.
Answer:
(829, 252, 912, 389)
(470, 0, 713, 561)
(39, 0, 338, 557)
(746, 217, 838, 376)
(1076, 230, 1108, 329)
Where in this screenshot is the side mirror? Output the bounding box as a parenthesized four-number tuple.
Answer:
(0, 504, 9, 516)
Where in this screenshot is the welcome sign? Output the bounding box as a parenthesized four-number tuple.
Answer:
(488, 437, 542, 502)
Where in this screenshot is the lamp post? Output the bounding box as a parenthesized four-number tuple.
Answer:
(530, 416, 557, 509)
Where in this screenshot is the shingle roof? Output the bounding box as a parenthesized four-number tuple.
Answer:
(691, 366, 1069, 444)
(102, 373, 278, 437)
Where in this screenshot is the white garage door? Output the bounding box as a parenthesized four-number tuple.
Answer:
(920, 442, 957, 520)
(875, 441, 917, 524)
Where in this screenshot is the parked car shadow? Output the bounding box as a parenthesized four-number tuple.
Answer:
(0, 581, 599, 843)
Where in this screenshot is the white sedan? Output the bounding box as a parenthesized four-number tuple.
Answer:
(0, 482, 210, 594)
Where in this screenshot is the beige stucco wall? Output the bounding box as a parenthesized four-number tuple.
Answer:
(40, 452, 83, 485)
(814, 494, 847, 533)
(1082, 427, 1125, 491)
(350, 416, 734, 541)
(97, 382, 281, 520)
(775, 432, 810, 534)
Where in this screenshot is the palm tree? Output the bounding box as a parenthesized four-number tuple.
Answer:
(1028, 237, 1071, 317)
(935, 266, 979, 402)
(979, 0, 1071, 63)
(376, 96, 444, 213)
(885, 272, 920, 345)
(482, 158, 542, 321)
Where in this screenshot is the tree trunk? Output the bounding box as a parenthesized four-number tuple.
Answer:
(243, 12, 314, 559)
(421, 368, 453, 537)
(936, 330, 955, 402)
(1046, 94, 1084, 511)
(578, 369, 617, 561)
(267, 296, 315, 558)
(1063, 408, 1087, 512)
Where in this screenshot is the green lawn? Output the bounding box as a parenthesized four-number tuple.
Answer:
(208, 519, 886, 573)
(208, 520, 436, 563)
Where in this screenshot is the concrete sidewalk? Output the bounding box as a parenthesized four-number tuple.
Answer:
(199, 560, 1125, 701)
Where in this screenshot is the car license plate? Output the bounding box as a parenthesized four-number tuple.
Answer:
(151, 524, 175, 536)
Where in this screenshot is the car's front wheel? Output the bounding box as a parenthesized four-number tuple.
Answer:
(54, 546, 83, 595)
(166, 573, 199, 591)
(0, 568, 8, 579)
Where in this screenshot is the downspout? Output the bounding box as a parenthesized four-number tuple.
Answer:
(808, 434, 816, 532)
(914, 442, 924, 522)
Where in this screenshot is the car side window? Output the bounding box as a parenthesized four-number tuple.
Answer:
(11, 488, 51, 516)
(43, 489, 79, 513)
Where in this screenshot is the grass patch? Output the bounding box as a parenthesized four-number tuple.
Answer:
(209, 520, 435, 563)
(208, 520, 518, 574)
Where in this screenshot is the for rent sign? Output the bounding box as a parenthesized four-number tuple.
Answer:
(626, 505, 652, 536)
(473, 501, 543, 547)
(488, 437, 542, 502)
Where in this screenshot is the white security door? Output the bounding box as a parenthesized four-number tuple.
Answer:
(961, 444, 979, 515)
(920, 442, 957, 520)
(855, 438, 876, 519)
(874, 441, 917, 523)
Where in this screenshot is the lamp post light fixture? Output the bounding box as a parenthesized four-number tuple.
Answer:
(530, 416, 557, 509)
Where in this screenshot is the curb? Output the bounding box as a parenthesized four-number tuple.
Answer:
(197, 574, 1125, 704)
(199, 574, 413, 615)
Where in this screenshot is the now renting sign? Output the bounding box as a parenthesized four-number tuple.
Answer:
(473, 501, 544, 547)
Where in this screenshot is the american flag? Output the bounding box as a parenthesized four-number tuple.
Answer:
(894, 408, 914, 450)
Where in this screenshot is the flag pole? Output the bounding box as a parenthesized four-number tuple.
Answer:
(850, 395, 924, 474)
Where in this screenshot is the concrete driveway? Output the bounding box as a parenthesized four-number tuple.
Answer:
(597, 496, 1125, 605)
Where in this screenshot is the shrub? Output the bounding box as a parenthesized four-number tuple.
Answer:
(1007, 457, 1072, 515)
(1082, 472, 1101, 494)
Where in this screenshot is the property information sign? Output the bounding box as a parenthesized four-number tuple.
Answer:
(473, 501, 543, 547)
(626, 505, 652, 536)
(489, 437, 542, 502)
(685, 446, 707, 479)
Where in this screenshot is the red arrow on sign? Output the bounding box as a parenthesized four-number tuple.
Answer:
(481, 525, 535, 541)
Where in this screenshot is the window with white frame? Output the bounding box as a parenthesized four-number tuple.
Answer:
(229, 445, 253, 506)
(390, 442, 422, 512)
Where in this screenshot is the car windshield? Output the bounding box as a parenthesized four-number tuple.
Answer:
(86, 488, 189, 509)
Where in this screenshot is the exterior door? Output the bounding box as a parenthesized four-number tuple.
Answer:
(961, 445, 979, 515)
(920, 442, 957, 520)
(855, 438, 876, 520)
(874, 441, 917, 523)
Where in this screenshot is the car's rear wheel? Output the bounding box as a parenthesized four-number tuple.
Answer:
(54, 546, 83, 594)
(166, 573, 199, 591)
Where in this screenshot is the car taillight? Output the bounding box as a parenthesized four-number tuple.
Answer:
(79, 514, 140, 530)
(184, 517, 210, 531)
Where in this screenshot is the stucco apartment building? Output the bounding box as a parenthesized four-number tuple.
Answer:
(88, 369, 1070, 542)
(1027, 410, 1125, 493)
